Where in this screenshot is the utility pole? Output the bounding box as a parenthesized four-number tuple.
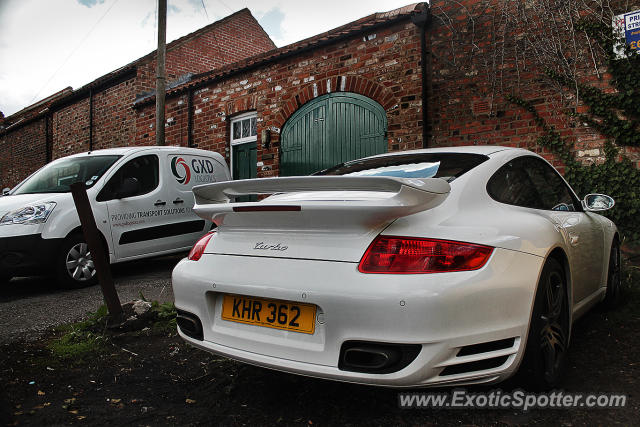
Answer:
(156, 0, 167, 146)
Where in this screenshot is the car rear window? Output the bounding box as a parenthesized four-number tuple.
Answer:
(314, 153, 489, 182)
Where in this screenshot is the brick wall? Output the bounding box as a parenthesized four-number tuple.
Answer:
(0, 8, 274, 188)
(92, 78, 137, 150)
(134, 9, 276, 95)
(52, 98, 90, 159)
(3, 1, 638, 191)
(0, 119, 48, 189)
(427, 0, 639, 168)
(135, 0, 640, 182)
(134, 20, 425, 177)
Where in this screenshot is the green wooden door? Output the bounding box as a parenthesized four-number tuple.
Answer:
(232, 141, 257, 201)
(280, 93, 387, 176)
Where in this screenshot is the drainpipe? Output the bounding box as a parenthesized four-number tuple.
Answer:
(187, 89, 194, 147)
(45, 111, 52, 162)
(411, 3, 431, 149)
(89, 88, 94, 151)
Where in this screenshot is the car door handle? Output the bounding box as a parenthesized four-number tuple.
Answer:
(154, 200, 166, 206)
(173, 198, 184, 204)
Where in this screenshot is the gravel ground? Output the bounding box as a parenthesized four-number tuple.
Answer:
(1, 254, 638, 425)
(0, 254, 182, 344)
(1, 290, 638, 426)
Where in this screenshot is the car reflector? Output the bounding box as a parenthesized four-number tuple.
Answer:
(358, 236, 493, 274)
(188, 231, 215, 261)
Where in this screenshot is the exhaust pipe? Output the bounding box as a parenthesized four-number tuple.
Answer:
(339, 341, 421, 374)
(176, 309, 203, 341)
(343, 346, 400, 370)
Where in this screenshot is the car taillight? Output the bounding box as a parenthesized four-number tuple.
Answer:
(358, 236, 493, 274)
(188, 232, 215, 261)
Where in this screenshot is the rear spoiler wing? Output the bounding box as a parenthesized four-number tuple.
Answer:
(192, 176, 451, 230)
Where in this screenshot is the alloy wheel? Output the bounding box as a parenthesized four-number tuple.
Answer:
(540, 269, 567, 383)
(608, 244, 621, 302)
(65, 242, 96, 282)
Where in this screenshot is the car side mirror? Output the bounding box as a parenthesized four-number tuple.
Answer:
(116, 177, 140, 199)
(582, 194, 615, 212)
(2, 187, 10, 196)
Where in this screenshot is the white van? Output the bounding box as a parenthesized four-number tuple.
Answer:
(0, 146, 230, 288)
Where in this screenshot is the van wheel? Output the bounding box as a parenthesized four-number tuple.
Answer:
(56, 233, 98, 289)
(603, 240, 621, 308)
(519, 258, 570, 390)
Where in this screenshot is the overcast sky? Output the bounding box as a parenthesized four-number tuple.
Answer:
(0, 0, 416, 117)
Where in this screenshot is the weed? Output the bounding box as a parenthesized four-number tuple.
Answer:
(47, 302, 178, 359)
(149, 301, 177, 335)
(48, 305, 109, 359)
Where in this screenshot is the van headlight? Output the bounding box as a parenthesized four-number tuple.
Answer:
(0, 202, 57, 225)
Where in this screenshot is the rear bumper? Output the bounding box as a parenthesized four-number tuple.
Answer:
(171, 248, 544, 387)
(0, 234, 61, 277)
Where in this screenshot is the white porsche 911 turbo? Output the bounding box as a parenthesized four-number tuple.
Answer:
(172, 146, 620, 389)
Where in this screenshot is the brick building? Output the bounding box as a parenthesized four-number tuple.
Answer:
(0, 8, 274, 188)
(2, 1, 638, 189)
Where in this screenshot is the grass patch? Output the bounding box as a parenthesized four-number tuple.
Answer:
(48, 305, 109, 359)
(149, 301, 178, 334)
(47, 301, 178, 359)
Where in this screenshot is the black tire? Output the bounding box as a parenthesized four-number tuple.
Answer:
(519, 258, 570, 391)
(56, 233, 98, 289)
(603, 240, 621, 308)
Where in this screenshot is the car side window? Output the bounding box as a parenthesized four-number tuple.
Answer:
(487, 156, 577, 211)
(524, 157, 576, 211)
(97, 155, 159, 201)
(486, 158, 543, 209)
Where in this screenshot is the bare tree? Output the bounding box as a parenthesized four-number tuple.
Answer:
(429, 0, 620, 119)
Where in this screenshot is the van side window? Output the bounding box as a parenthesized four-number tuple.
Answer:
(97, 155, 159, 201)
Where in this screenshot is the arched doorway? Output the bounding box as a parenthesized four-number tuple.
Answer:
(280, 92, 387, 176)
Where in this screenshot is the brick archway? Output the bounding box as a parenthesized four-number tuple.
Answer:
(275, 76, 397, 130)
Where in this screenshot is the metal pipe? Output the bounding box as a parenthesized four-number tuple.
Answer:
(187, 89, 194, 147)
(420, 24, 428, 148)
(89, 88, 93, 151)
(45, 112, 52, 162)
(411, 3, 431, 149)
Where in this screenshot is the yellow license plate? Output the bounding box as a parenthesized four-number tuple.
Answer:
(221, 294, 316, 334)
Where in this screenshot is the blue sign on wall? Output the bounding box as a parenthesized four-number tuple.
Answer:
(624, 11, 640, 50)
(614, 10, 640, 57)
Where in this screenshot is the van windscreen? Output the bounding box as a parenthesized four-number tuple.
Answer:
(13, 155, 122, 195)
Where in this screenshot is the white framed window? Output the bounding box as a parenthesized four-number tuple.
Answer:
(230, 112, 257, 145)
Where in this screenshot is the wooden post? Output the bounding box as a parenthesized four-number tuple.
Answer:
(70, 182, 123, 323)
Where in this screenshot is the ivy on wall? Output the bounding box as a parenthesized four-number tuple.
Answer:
(507, 20, 640, 245)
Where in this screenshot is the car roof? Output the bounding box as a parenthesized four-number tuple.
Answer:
(61, 146, 225, 160)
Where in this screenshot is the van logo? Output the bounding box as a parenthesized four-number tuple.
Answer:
(171, 157, 191, 184)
